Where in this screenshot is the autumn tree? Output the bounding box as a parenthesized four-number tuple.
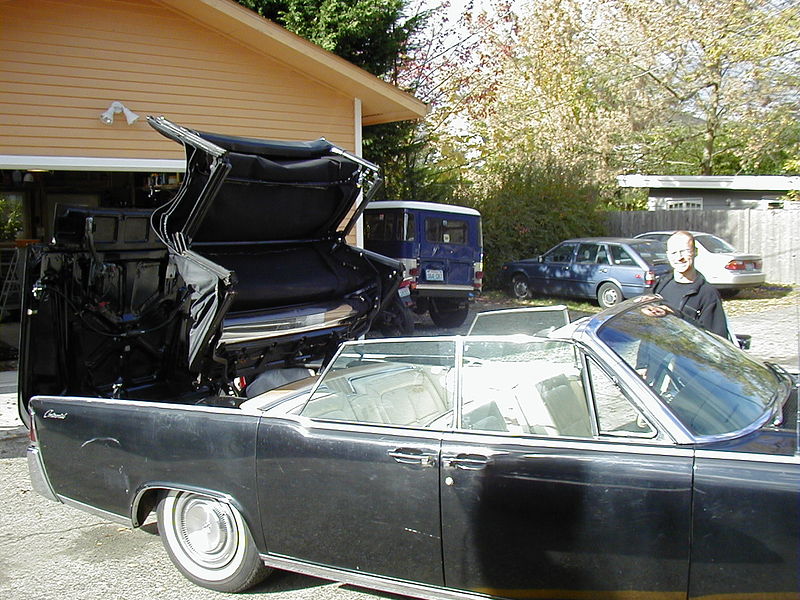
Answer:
(446, 0, 800, 179)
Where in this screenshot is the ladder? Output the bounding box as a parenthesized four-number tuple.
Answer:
(0, 248, 20, 322)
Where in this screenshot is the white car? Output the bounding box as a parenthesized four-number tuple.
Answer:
(634, 230, 765, 295)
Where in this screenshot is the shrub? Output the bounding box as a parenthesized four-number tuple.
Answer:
(477, 159, 606, 289)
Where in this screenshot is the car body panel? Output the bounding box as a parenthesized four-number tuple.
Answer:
(25, 299, 799, 599)
(440, 433, 692, 597)
(256, 418, 444, 584)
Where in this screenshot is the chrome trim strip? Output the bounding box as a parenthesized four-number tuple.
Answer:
(130, 483, 236, 527)
(32, 394, 246, 416)
(57, 495, 132, 526)
(26, 445, 59, 503)
(443, 432, 694, 457)
(695, 450, 800, 465)
(260, 554, 491, 600)
(282, 417, 693, 457)
(414, 284, 475, 292)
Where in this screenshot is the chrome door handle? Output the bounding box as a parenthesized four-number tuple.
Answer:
(446, 454, 489, 470)
(388, 449, 436, 467)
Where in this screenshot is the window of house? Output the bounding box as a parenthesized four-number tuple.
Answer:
(666, 198, 703, 210)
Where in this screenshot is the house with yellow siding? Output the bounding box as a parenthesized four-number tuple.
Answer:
(0, 0, 427, 243)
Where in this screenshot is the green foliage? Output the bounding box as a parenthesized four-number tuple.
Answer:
(363, 121, 468, 204)
(236, 0, 415, 77)
(477, 158, 606, 289)
(0, 195, 22, 241)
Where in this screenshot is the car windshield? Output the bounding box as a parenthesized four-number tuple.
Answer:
(695, 234, 736, 253)
(630, 240, 669, 264)
(597, 304, 785, 437)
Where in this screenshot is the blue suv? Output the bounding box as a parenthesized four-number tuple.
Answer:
(364, 201, 483, 328)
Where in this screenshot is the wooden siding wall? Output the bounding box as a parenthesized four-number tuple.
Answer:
(0, 0, 356, 159)
(606, 209, 800, 285)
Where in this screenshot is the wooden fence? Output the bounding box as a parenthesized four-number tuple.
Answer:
(605, 209, 800, 284)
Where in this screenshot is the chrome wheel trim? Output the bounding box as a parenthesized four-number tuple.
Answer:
(512, 275, 529, 299)
(162, 491, 248, 581)
(600, 284, 620, 307)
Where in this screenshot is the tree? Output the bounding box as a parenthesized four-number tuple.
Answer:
(477, 157, 606, 286)
(237, 0, 415, 77)
(440, 0, 800, 180)
(591, 0, 800, 175)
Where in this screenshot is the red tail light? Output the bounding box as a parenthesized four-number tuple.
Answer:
(473, 263, 484, 290)
(29, 415, 37, 443)
(409, 267, 419, 278)
(725, 260, 746, 271)
(645, 270, 655, 286)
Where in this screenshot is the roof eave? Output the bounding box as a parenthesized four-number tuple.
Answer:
(157, 0, 428, 125)
(617, 174, 800, 192)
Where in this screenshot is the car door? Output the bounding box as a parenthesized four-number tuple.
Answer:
(607, 243, 648, 297)
(569, 242, 602, 298)
(532, 242, 578, 296)
(255, 339, 456, 585)
(440, 339, 693, 599)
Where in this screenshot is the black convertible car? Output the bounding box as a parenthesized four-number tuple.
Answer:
(25, 298, 799, 599)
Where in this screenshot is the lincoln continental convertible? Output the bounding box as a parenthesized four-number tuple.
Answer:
(25, 298, 798, 599)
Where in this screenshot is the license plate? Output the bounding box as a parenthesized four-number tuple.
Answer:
(398, 286, 411, 297)
(745, 263, 754, 271)
(425, 269, 444, 281)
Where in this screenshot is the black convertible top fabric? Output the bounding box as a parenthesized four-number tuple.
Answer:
(197, 130, 334, 160)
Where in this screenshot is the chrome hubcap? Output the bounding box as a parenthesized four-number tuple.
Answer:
(176, 496, 238, 568)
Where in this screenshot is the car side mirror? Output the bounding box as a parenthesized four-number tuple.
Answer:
(537, 255, 544, 263)
(735, 334, 751, 350)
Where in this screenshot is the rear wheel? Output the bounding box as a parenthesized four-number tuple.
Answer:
(597, 282, 623, 308)
(377, 295, 415, 336)
(511, 274, 530, 300)
(430, 299, 469, 328)
(157, 490, 271, 592)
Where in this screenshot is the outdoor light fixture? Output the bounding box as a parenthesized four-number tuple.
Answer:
(100, 101, 140, 125)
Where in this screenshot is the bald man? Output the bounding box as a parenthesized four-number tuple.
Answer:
(653, 230, 729, 338)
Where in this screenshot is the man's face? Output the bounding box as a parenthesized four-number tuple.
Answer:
(667, 234, 695, 274)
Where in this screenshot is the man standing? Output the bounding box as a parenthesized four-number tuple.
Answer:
(654, 230, 730, 338)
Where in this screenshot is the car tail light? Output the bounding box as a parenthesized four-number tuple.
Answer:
(644, 270, 656, 286)
(754, 260, 762, 270)
(473, 262, 484, 290)
(725, 260, 747, 271)
(408, 265, 419, 289)
(29, 414, 37, 443)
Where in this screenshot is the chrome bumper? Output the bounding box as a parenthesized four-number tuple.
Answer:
(26, 445, 59, 503)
